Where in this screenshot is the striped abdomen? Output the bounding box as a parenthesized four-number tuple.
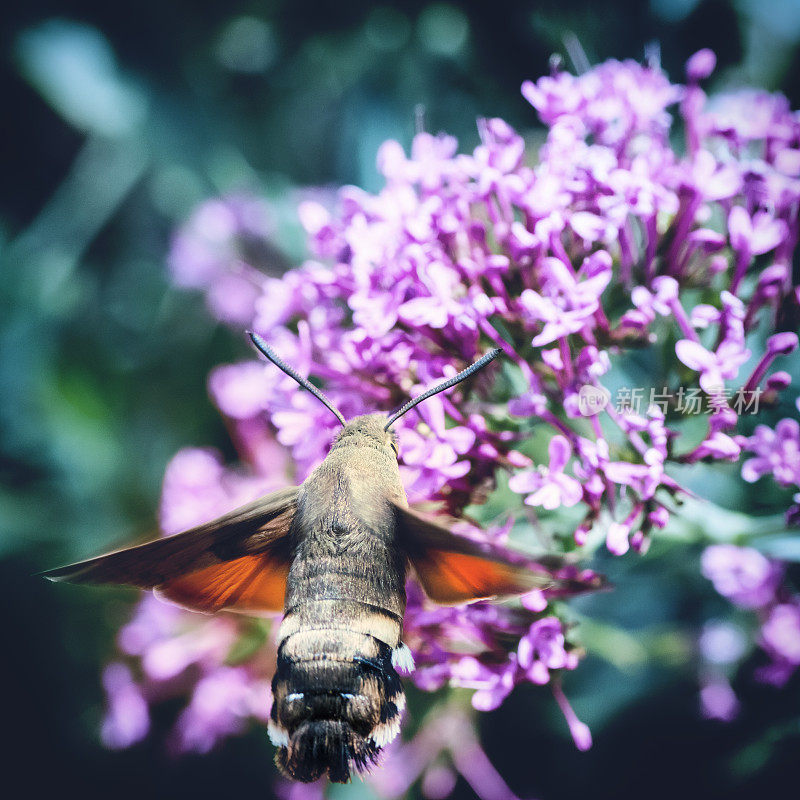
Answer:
(269, 551, 411, 783)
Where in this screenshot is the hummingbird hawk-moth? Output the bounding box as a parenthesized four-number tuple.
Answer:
(45, 333, 589, 783)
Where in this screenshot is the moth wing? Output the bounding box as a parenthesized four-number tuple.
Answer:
(392, 502, 551, 605)
(43, 486, 299, 614)
(155, 552, 289, 615)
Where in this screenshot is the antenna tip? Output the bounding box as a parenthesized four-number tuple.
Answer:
(247, 330, 270, 354)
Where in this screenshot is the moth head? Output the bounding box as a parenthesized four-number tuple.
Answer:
(333, 414, 399, 459)
(247, 331, 501, 450)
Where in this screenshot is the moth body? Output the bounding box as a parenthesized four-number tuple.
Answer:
(271, 415, 410, 782)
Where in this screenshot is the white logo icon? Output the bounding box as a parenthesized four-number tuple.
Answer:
(577, 384, 611, 416)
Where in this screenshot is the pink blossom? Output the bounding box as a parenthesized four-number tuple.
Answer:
(701, 545, 782, 609)
(508, 435, 582, 510)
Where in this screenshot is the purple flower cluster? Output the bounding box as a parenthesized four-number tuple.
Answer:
(100, 448, 286, 752)
(701, 544, 782, 609)
(739, 399, 800, 522)
(168, 196, 276, 326)
(700, 543, 800, 705)
(103, 49, 800, 790)
(697, 620, 746, 721)
(402, 580, 587, 720)
(696, 400, 800, 710)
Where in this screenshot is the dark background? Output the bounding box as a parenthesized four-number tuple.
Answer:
(2, 1, 799, 798)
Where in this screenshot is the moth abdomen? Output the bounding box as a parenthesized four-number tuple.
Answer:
(270, 630, 406, 783)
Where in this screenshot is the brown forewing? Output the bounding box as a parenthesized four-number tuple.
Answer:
(42, 486, 299, 599)
(392, 501, 558, 604)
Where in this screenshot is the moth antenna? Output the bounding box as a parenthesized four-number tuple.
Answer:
(384, 348, 502, 430)
(247, 331, 347, 428)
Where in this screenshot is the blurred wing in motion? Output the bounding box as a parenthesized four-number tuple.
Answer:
(392, 502, 554, 605)
(155, 552, 290, 614)
(43, 486, 299, 614)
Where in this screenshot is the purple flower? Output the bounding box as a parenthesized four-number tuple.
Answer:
(119, 593, 239, 683)
(519, 253, 611, 346)
(169, 196, 274, 325)
(696, 621, 746, 723)
(626, 276, 678, 327)
(451, 657, 517, 712)
(518, 617, 576, 684)
(685, 430, 741, 462)
(508, 435, 583, 510)
(551, 680, 592, 751)
(675, 290, 751, 394)
(101, 663, 150, 749)
(676, 337, 751, 393)
(699, 676, 739, 722)
(729, 207, 789, 292)
(758, 602, 800, 685)
(605, 521, 632, 556)
(171, 667, 271, 754)
(208, 361, 273, 420)
(741, 333, 798, 396)
(701, 545, 782, 609)
(421, 765, 458, 800)
(760, 603, 800, 664)
(400, 427, 473, 499)
(686, 49, 717, 83)
(741, 417, 800, 487)
(378, 132, 460, 191)
(699, 621, 747, 665)
(729, 207, 788, 257)
(158, 446, 282, 536)
(522, 59, 679, 148)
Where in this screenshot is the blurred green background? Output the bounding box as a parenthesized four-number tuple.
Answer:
(2, 1, 800, 798)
